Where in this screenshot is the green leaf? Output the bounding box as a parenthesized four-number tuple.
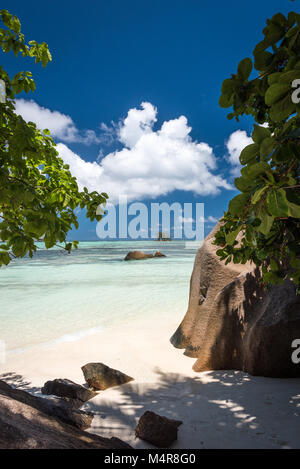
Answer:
(235, 176, 252, 192)
(0, 251, 10, 266)
(254, 50, 272, 70)
(242, 161, 270, 179)
(24, 221, 48, 238)
(260, 137, 275, 159)
(257, 211, 274, 235)
(239, 143, 259, 165)
(237, 58, 252, 81)
(269, 94, 296, 122)
(221, 78, 235, 96)
(268, 72, 281, 85)
(265, 83, 290, 105)
(219, 93, 233, 108)
(266, 189, 289, 217)
(287, 200, 300, 218)
(252, 186, 268, 204)
(11, 238, 27, 257)
(252, 125, 271, 144)
(229, 193, 250, 215)
(225, 226, 242, 245)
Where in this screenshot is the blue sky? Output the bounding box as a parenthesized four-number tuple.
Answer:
(2, 0, 297, 240)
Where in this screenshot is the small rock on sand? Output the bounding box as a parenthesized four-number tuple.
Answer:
(81, 363, 134, 390)
(41, 378, 96, 405)
(135, 410, 182, 448)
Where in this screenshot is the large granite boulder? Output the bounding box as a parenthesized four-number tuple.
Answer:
(81, 362, 134, 390)
(171, 223, 300, 378)
(0, 380, 93, 430)
(41, 378, 96, 405)
(135, 411, 182, 448)
(0, 380, 131, 449)
(124, 251, 165, 261)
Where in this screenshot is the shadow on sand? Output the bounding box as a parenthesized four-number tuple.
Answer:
(1, 369, 300, 449)
(0, 371, 41, 395)
(83, 368, 300, 449)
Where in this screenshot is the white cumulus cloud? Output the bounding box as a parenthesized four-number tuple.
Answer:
(16, 99, 245, 202)
(15, 99, 100, 144)
(119, 101, 157, 148)
(57, 102, 232, 202)
(198, 215, 220, 223)
(206, 215, 219, 223)
(226, 129, 252, 176)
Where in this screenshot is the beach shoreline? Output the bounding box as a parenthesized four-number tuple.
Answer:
(1, 313, 300, 449)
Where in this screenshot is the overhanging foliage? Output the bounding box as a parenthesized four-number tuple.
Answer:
(215, 11, 300, 287)
(0, 10, 108, 267)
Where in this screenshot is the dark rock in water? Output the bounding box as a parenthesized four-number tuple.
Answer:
(135, 411, 182, 448)
(154, 251, 166, 257)
(0, 380, 93, 430)
(0, 380, 132, 449)
(81, 363, 134, 390)
(124, 251, 153, 260)
(124, 250, 166, 261)
(41, 378, 96, 404)
(171, 222, 300, 378)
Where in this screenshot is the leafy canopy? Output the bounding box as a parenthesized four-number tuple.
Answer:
(215, 11, 300, 287)
(0, 10, 108, 267)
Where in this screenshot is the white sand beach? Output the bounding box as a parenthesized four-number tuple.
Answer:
(1, 312, 300, 449)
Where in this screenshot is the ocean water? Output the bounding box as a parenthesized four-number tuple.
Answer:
(0, 241, 196, 353)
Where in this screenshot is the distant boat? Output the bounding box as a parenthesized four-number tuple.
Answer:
(157, 231, 172, 241)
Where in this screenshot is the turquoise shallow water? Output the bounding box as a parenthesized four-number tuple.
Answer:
(0, 241, 195, 352)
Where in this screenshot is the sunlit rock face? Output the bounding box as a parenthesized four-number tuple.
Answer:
(171, 223, 300, 378)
